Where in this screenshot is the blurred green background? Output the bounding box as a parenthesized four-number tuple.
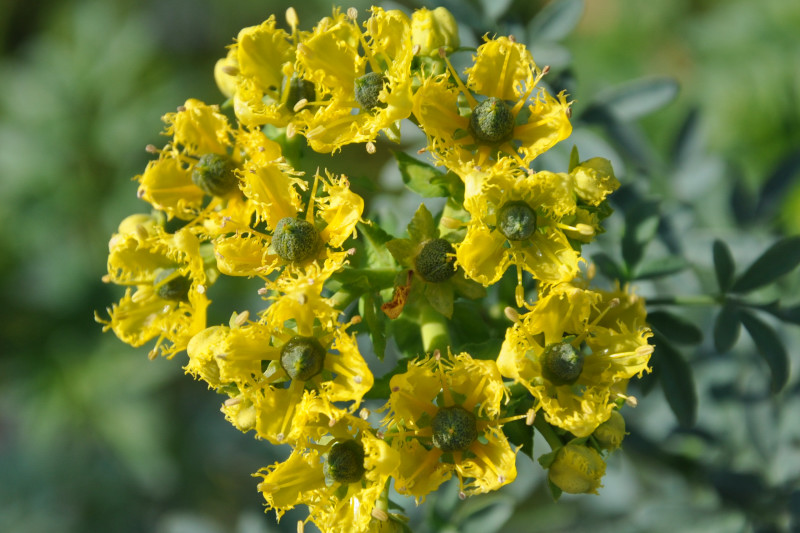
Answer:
(1, 0, 798, 532)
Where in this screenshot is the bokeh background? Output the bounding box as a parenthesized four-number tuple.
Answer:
(1, 0, 799, 532)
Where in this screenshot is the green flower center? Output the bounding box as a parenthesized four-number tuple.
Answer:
(469, 97, 515, 145)
(154, 269, 191, 302)
(497, 201, 537, 241)
(191, 153, 238, 197)
(281, 74, 316, 111)
(354, 72, 387, 111)
(272, 217, 320, 263)
(541, 342, 584, 386)
(279, 335, 326, 381)
(415, 238, 457, 283)
(431, 405, 478, 452)
(324, 439, 366, 484)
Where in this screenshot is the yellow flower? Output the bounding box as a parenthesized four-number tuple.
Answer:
(296, 8, 414, 152)
(497, 284, 653, 437)
(216, 168, 363, 278)
(186, 297, 372, 444)
(548, 441, 606, 494)
(382, 352, 518, 499)
(455, 159, 585, 305)
(98, 216, 211, 358)
(413, 36, 571, 170)
(411, 7, 459, 57)
(137, 99, 278, 221)
(254, 406, 400, 533)
(220, 14, 321, 129)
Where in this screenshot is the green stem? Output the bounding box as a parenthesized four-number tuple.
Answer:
(534, 415, 563, 451)
(420, 304, 450, 354)
(646, 294, 720, 307)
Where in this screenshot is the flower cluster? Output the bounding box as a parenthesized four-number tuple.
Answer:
(98, 6, 653, 531)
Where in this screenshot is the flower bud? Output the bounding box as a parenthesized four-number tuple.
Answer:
(593, 410, 626, 451)
(548, 442, 606, 494)
(411, 7, 460, 57)
(570, 157, 620, 206)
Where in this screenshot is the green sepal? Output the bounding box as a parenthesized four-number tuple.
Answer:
(568, 144, 580, 172)
(408, 203, 438, 242)
(385, 238, 419, 269)
(538, 449, 560, 469)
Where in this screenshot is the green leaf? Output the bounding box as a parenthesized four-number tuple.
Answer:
(622, 200, 660, 270)
(568, 144, 580, 172)
(597, 77, 680, 121)
(592, 252, 625, 281)
(528, 0, 584, 42)
(358, 221, 395, 269)
(712, 239, 736, 292)
(394, 151, 457, 198)
(713, 301, 741, 353)
(361, 293, 387, 360)
(652, 333, 697, 427)
(408, 203, 437, 242)
(648, 310, 703, 345)
(328, 267, 397, 294)
(731, 236, 800, 293)
(739, 310, 790, 393)
(424, 281, 454, 319)
(633, 255, 687, 280)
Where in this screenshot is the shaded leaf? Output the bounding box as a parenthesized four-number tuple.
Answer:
(713, 301, 741, 353)
(740, 310, 790, 393)
(712, 239, 735, 292)
(361, 293, 387, 360)
(755, 149, 800, 220)
(648, 310, 703, 345)
(731, 236, 800, 293)
(634, 255, 687, 280)
(652, 332, 697, 427)
(592, 252, 625, 281)
(596, 77, 680, 121)
(622, 201, 660, 270)
(527, 0, 584, 42)
(501, 395, 535, 458)
(394, 151, 457, 198)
